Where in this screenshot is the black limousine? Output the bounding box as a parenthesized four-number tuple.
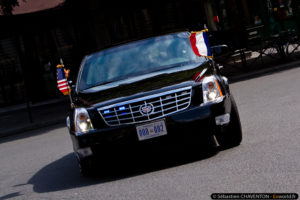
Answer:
(66, 31, 242, 175)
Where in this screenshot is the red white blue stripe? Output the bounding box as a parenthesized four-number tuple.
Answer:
(189, 30, 212, 58)
(56, 68, 69, 95)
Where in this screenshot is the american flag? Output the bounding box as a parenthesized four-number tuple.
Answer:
(56, 66, 70, 95)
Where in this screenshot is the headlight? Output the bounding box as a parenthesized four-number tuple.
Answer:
(202, 76, 224, 104)
(74, 108, 94, 136)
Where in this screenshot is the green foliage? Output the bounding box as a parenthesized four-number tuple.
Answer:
(0, 0, 19, 15)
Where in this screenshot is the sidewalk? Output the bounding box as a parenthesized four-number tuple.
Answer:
(0, 97, 70, 138)
(1, 57, 300, 138)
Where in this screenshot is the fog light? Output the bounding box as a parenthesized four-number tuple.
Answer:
(215, 114, 230, 125)
(77, 147, 93, 157)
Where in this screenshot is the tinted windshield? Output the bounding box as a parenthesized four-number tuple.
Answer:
(78, 32, 204, 91)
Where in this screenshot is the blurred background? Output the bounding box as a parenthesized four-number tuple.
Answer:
(0, 0, 299, 134)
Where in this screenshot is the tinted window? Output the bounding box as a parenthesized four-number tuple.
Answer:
(78, 32, 204, 91)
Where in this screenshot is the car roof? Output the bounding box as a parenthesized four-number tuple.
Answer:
(86, 30, 191, 57)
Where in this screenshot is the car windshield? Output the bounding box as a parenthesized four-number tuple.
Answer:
(78, 32, 204, 91)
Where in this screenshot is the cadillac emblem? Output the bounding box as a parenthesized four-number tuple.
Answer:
(140, 103, 154, 115)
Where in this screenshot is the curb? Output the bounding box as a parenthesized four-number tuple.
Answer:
(228, 60, 300, 83)
(0, 117, 66, 139)
(0, 97, 69, 115)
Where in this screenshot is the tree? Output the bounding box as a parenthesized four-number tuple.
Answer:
(0, 0, 20, 15)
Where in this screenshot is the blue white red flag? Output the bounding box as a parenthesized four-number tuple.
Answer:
(189, 30, 212, 58)
(56, 65, 70, 95)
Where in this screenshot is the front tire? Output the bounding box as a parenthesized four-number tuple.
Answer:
(216, 95, 242, 148)
(76, 154, 94, 176)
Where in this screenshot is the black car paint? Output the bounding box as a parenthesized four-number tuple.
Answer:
(66, 31, 240, 163)
(68, 57, 232, 151)
(74, 61, 213, 106)
(69, 59, 223, 127)
(70, 96, 232, 153)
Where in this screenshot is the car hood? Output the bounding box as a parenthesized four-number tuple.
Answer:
(74, 61, 213, 107)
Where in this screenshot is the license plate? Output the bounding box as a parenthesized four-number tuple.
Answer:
(136, 119, 167, 141)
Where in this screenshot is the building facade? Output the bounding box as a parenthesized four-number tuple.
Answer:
(0, 0, 299, 107)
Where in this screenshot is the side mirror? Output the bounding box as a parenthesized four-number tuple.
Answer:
(211, 45, 230, 57)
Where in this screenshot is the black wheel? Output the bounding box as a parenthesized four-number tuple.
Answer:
(76, 155, 94, 176)
(216, 95, 242, 149)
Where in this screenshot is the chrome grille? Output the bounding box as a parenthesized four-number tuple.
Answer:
(98, 86, 192, 126)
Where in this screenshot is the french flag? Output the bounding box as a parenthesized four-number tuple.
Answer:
(189, 30, 212, 58)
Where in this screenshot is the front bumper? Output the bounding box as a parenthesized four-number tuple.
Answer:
(70, 96, 232, 156)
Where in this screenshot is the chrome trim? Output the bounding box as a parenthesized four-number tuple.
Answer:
(113, 107, 120, 124)
(200, 96, 225, 107)
(139, 103, 154, 116)
(98, 86, 192, 126)
(66, 116, 70, 130)
(99, 86, 192, 110)
(129, 104, 135, 123)
(222, 76, 229, 86)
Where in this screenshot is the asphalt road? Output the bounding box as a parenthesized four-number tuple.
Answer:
(0, 67, 299, 200)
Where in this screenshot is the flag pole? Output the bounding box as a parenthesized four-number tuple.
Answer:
(57, 58, 74, 108)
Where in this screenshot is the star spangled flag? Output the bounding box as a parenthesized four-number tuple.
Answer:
(56, 65, 70, 95)
(189, 29, 212, 58)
